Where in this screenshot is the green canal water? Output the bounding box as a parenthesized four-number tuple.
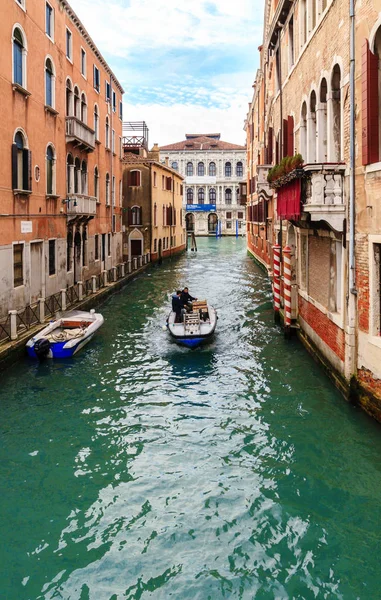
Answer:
(1, 237, 381, 600)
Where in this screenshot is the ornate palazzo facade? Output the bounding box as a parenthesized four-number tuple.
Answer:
(160, 134, 246, 236)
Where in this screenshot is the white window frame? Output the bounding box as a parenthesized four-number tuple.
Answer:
(80, 47, 86, 78)
(46, 142, 56, 196)
(44, 55, 56, 109)
(45, 1, 54, 41)
(93, 65, 100, 93)
(112, 89, 116, 112)
(12, 24, 28, 90)
(14, 0, 26, 11)
(112, 175, 116, 206)
(66, 28, 72, 62)
(112, 129, 115, 154)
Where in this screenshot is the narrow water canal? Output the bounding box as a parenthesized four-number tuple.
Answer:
(1, 237, 381, 600)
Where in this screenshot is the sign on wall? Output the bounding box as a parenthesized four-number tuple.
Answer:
(21, 221, 33, 233)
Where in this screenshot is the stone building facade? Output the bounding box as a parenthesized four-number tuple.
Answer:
(245, 0, 381, 422)
(159, 134, 246, 236)
(122, 145, 185, 263)
(0, 0, 124, 318)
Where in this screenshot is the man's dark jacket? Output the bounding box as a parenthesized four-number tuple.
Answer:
(180, 291, 195, 304)
(172, 294, 183, 314)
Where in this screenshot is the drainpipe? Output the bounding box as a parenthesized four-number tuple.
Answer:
(346, 0, 357, 382)
(349, 0, 356, 295)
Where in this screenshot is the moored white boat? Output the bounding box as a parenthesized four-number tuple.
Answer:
(26, 309, 104, 359)
(167, 300, 217, 348)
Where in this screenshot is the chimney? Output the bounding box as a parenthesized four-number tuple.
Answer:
(165, 156, 169, 166)
(148, 142, 160, 162)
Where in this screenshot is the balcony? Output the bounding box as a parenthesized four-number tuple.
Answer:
(303, 164, 346, 232)
(268, 0, 293, 48)
(186, 176, 217, 185)
(66, 117, 95, 152)
(66, 194, 97, 218)
(185, 204, 216, 212)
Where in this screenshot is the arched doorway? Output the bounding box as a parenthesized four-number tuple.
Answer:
(208, 213, 218, 234)
(128, 228, 144, 258)
(186, 213, 195, 232)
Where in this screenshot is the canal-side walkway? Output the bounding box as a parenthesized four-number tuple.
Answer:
(0, 256, 151, 371)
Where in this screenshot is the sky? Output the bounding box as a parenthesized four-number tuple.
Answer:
(69, 0, 264, 147)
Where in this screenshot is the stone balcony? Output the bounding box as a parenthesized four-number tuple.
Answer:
(66, 194, 97, 219)
(256, 165, 274, 198)
(66, 117, 95, 152)
(303, 163, 346, 232)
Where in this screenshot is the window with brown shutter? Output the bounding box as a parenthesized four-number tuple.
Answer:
(13, 244, 23, 287)
(166, 176, 172, 191)
(130, 170, 141, 186)
(282, 119, 288, 159)
(362, 39, 379, 165)
(287, 116, 294, 157)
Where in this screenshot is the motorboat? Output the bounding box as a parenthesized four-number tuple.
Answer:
(26, 309, 104, 359)
(167, 300, 217, 348)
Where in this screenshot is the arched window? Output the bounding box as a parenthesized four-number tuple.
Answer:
(74, 86, 80, 118)
(187, 188, 194, 204)
(198, 162, 205, 176)
(171, 161, 178, 170)
(81, 93, 87, 124)
(12, 130, 30, 191)
(74, 157, 80, 193)
(66, 79, 73, 116)
(13, 27, 26, 88)
(105, 173, 110, 205)
(66, 153, 73, 194)
(236, 162, 243, 177)
(225, 162, 232, 177)
(209, 188, 216, 203)
(131, 206, 142, 225)
(186, 162, 193, 176)
(308, 90, 317, 162)
(46, 145, 55, 195)
(300, 102, 307, 160)
(225, 188, 232, 204)
(198, 188, 205, 204)
(209, 162, 216, 176)
(318, 78, 328, 162)
(105, 116, 110, 149)
(330, 64, 341, 162)
(45, 58, 55, 108)
(154, 203, 157, 226)
(94, 104, 99, 140)
(236, 187, 240, 200)
(81, 160, 87, 194)
(94, 166, 99, 201)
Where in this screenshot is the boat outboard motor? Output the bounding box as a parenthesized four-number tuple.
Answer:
(34, 338, 51, 360)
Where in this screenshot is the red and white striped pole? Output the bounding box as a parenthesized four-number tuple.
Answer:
(272, 244, 281, 320)
(283, 245, 292, 333)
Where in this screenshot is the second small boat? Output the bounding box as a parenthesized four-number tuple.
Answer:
(167, 300, 217, 348)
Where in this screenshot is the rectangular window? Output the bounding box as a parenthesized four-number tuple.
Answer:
(108, 233, 111, 256)
(154, 239, 157, 253)
(105, 81, 110, 102)
(95, 234, 99, 260)
(81, 48, 86, 77)
(66, 28, 72, 60)
(226, 221, 232, 229)
(112, 176, 115, 205)
(119, 180, 122, 205)
(46, 2, 54, 39)
(112, 90, 116, 112)
(93, 65, 100, 92)
(129, 171, 141, 186)
(289, 17, 294, 69)
(119, 100, 123, 120)
(48, 239, 56, 275)
(13, 243, 23, 287)
(112, 129, 115, 153)
(226, 212, 232, 219)
(154, 172, 157, 186)
(238, 211, 244, 219)
(162, 175, 165, 189)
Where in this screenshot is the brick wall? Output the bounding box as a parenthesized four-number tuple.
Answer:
(299, 296, 345, 361)
(356, 233, 369, 333)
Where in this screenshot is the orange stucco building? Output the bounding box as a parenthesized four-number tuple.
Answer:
(0, 0, 124, 318)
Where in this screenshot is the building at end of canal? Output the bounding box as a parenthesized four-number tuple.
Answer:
(122, 134, 185, 263)
(159, 134, 247, 236)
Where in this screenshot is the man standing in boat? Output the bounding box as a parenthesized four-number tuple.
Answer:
(181, 287, 197, 310)
(172, 291, 186, 323)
